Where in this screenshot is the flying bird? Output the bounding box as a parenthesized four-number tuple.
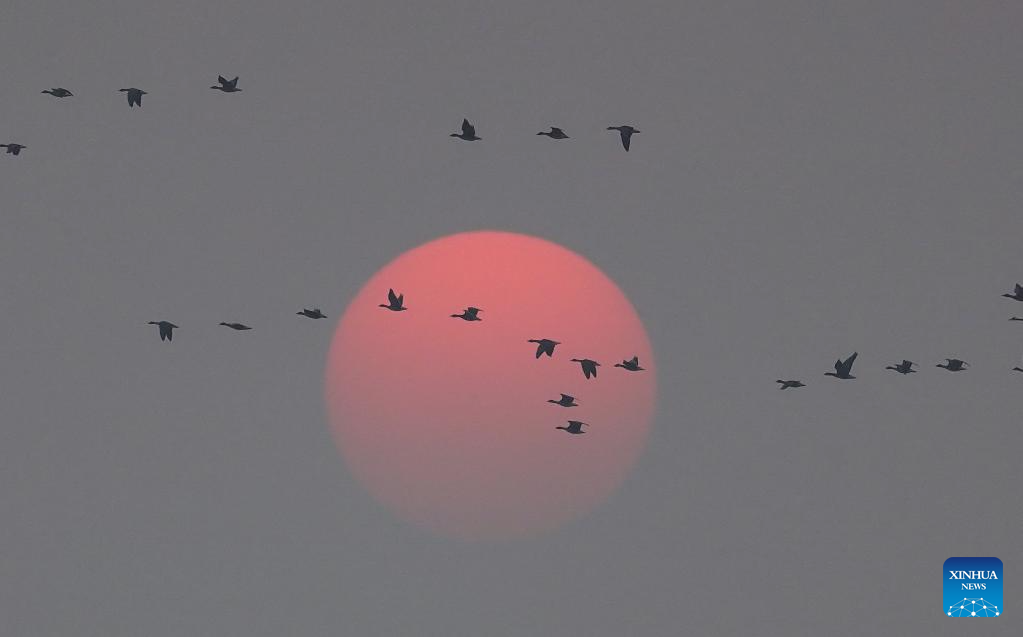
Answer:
(537, 127, 569, 139)
(556, 420, 587, 435)
(1013, 366, 1023, 373)
(528, 338, 560, 358)
(570, 358, 601, 379)
(219, 322, 252, 330)
(776, 380, 805, 389)
(1011, 317, 1023, 321)
(548, 393, 579, 407)
(450, 307, 482, 321)
(607, 125, 639, 151)
(825, 352, 858, 379)
(450, 118, 481, 141)
(614, 356, 644, 371)
(936, 358, 968, 372)
(42, 87, 73, 98)
(210, 75, 241, 92)
(148, 321, 178, 342)
(119, 88, 147, 107)
(1, 143, 26, 155)
(379, 289, 407, 311)
(297, 308, 327, 319)
(885, 360, 916, 374)
(1002, 284, 1023, 302)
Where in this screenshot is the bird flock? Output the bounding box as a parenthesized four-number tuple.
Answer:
(775, 283, 1023, 389)
(7, 84, 640, 153)
(11, 76, 1022, 419)
(151, 287, 647, 437)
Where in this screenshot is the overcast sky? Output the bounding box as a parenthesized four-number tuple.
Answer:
(1, 1, 1021, 635)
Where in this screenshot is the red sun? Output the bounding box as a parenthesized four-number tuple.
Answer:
(325, 231, 656, 540)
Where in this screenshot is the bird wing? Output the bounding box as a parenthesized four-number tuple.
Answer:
(621, 130, 631, 151)
(1016, 283, 1023, 295)
(397, 294, 404, 307)
(842, 352, 858, 373)
(462, 119, 475, 136)
(629, 356, 639, 365)
(388, 288, 399, 305)
(229, 76, 239, 87)
(561, 394, 573, 402)
(218, 75, 228, 85)
(551, 127, 563, 135)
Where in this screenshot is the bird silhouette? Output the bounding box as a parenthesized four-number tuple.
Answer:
(1002, 284, 1023, 302)
(571, 358, 601, 379)
(450, 118, 481, 141)
(379, 289, 407, 311)
(148, 321, 178, 341)
(1, 143, 26, 155)
(297, 308, 327, 319)
(776, 380, 805, 389)
(556, 420, 587, 435)
(528, 338, 560, 358)
(210, 75, 241, 92)
(607, 125, 639, 151)
(1011, 317, 1023, 321)
(41, 88, 72, 98)
(825, 352, 858, 379)
(885, 360, 916, 374)
(937, 358, 968, 372)
(614, 356, 644, 371)
(119, 88, 146, 107)
(1013, 366, 1023, 373)
(537, 127, 569, 139)
(219, 322, 252, 330)
(548, 393, 579, 407)
(451, 307, 482, 321)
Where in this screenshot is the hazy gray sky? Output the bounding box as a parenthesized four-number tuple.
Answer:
(2, 1, 1021, 634)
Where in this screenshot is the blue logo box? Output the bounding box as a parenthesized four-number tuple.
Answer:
(944, 557, 1002, 617)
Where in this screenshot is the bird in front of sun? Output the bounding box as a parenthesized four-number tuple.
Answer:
(571, 357, 601, 379)
(1001, 283, 1023, 302)
(450, 307, 482, 321)
(297, 308, 327, 319)
(607, 125, 639, 151)
(210, 75, 241, 92)
(119, 87, 147, 107)
(42, 87, 73, 98)
(528, 338, 560, 358)
(537, 126, 569, 139)
(615, 356, 644, 371)
(450, 118, 481, 141)
(556, 420, 588, 435)
(885, 360, 916, 375)
(548, 393, 579, 407)
(937, 358, 968, 372)
(148, 320, 178, 342)
(1, 143, 26, 156)
(776, 380, 805, 390)
(379, 289, 407, 312)
(825, 352, 858, 379)
(219, 322, 252, 331)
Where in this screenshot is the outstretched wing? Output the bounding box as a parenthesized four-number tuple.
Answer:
(629, 356, 639, 366)
(620, 130, 631, 151)
(218, 75, 228, 85)
(387, 288, 399, 305)
(1016, 283, 1023, 295)
(462, 118, 475, 137)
